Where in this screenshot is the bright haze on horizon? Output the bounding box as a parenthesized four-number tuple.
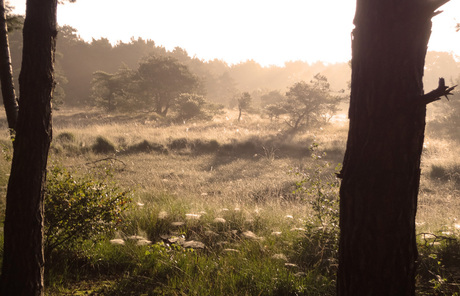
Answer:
(9, 0, 460, 67)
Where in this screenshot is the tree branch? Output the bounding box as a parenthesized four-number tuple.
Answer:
(420, 77, 456, 105)
(426, 0, 450, 15)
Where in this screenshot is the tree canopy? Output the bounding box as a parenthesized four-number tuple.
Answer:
(283, 74, 341, 130)
(136, 55, 200, 115)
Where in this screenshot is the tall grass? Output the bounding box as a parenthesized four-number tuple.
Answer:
(0, 108, 458, 294)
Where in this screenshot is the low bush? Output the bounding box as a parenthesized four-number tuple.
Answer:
(45, 165, 132, 258)
(92, 136, 116, 154)
(123, 140, 168, 155)
(291, 144, 340, 274)
(168, 137, 188, 150)
(191, 139, 220, 153)
(55, 132, 76, 143)
(429, 163, 460, 183)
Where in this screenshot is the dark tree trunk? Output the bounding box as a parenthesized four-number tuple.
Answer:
(337, 0, 453, 295)
(0, 0, 57, 295)
(0, 0, 18, 132)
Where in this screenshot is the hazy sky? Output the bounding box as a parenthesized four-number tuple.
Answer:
(9, 0, 460, 66)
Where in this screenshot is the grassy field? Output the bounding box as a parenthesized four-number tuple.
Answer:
(0, 107, 459, 295)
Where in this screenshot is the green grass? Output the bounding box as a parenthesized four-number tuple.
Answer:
(0, 107, 459, 295)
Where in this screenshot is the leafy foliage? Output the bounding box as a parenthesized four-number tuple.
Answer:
(260, 90, 285, 108)
(264, 103, 286, 121)
(136, 55, 201, 115)
(293, 144, 340, 274)
(174, 93, 214, 121)
(283, 74, 342, 130)
(92, 136, 116, 154)
(237, 92, 252, 121)
(91, 66, 136, 111)
(90, 55, 203, 115)
(45, 166, 132, 257)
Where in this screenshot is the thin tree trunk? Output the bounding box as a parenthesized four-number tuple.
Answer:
(337, 0, 452, 295)
(0, 0, 18, 132)
(0, 0, 57, 295)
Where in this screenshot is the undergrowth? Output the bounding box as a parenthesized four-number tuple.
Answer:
(0, 110, 458, 294)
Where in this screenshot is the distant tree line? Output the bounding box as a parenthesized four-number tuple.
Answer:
(4, 21, 460, 119)
(5, 22, 354, 111)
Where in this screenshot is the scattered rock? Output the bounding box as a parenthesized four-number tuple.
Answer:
(285, 215, 294, 219)
(128, 235, 146, 240)
(271, 231, 282, 236)
(213, 217, 226, 223)
(137, 239, 152, 246)
(242, 231, 260, 240)
(158, 211, 168, 219)
(185, 213, 201, 220)
(183, 240, 205, 249)
(223, 248, 240, 253)
(171, 221, 185, 227)
(125, 235, 152, 246)
(204, 230, 219, 237)
(109, 239, 125, 245)
(272, 253, 288, 261)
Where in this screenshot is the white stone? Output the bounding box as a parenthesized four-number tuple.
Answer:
(137, 239, 152, 246)
(158, 211, 168, 219)
(186, 213, 201, 220)
(272, 253, 288, 261)
(183, 240, 205, 249)
(109, 239, 125, 245)
(242, 231, 260, 240)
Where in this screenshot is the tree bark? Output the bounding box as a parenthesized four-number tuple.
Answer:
(0, 0, 57, 295)
(337, 0, 452, 295)
(0, 0, 18, 132)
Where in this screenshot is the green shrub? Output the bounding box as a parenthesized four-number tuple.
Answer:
(168, 138, 188, 150)
(430, 164, 449, 181)
(429, 164, 460, 183)
(45, 165, 132, 257)
(417, 235, 460, 294)
(191, 139, 220, 154)
(55, 132, 76, 143)
(92, 136, 116, 154)
(292, 144, 340, 274)
(123, 140, 168, 154)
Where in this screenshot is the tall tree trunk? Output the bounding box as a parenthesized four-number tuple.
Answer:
(337, 0, 454, 295)
(0, 0, 57, 295)
(0, 0, 18, 132)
